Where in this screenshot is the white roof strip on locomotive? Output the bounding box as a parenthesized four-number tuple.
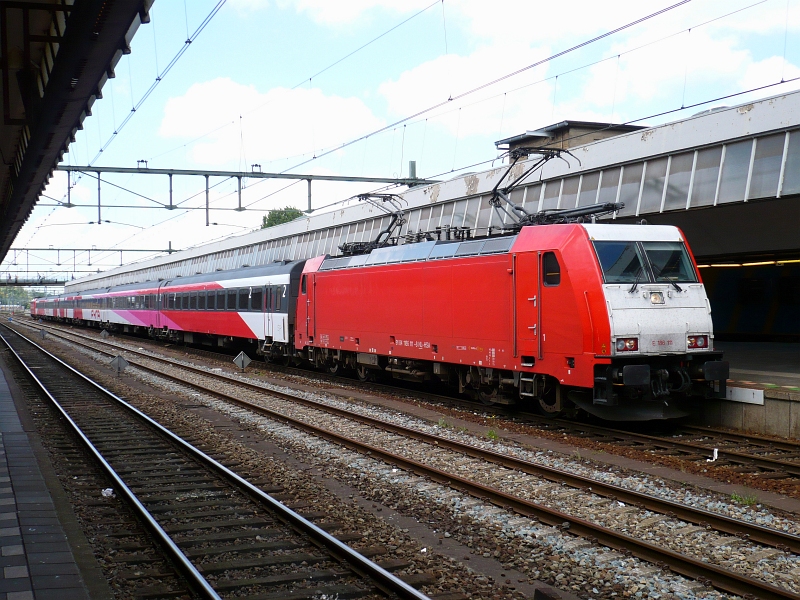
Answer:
(581, 224, 684, 242)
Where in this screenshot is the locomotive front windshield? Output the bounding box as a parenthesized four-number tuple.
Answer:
(593, 241, 698, 284)
(641, 241, 698, 283)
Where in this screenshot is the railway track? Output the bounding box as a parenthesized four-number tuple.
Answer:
(30, 319, 800, 481)
(0, 324, 432, 600)
(142, 325, 800, 480)
(19, 320, 800, 600)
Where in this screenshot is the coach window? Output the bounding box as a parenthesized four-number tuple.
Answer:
(198, 292, 206, 310)
(217, 290, 226, 310)
(250, 287, 263, 312)
(275, 286, 282, 312)
(265, 287, 272, 313)
(543, 252, 561, 286)
(238, 288, 249, 310)
(190, 293, 197, 310)
(181, 294, 189, 310)
(227, 289, 237, 310)
(206, 292, 215, 310)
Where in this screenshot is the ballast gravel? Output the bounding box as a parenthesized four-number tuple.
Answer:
(42, 329, 800, 599)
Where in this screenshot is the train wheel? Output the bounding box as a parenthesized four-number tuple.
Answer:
(356, 364, 371, 382)
(477, 386, 499, 405)
(536, 379, 563, 417)
(327, 362, 340, 375)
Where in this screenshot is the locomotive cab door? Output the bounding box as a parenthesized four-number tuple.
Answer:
(514, 252, 539, 361)
(301, 274, 315, 343)
(539, 250, 580, 359)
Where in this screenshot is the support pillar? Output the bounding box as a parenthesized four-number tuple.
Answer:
(236, 176, 244, 211)
(205, 175, 210, 226)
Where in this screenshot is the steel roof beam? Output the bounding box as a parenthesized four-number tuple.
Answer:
(57, 165, 437, 186)
(0, 0, 150, 264)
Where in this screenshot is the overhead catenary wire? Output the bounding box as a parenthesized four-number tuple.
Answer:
(256, 0, 768, 173)
(280, 0, 692, 174)
(87, 0, 228, 165)
(16, 0, 794, 277)
(148, 0, 442, 165)
(307, 75, 800, 215)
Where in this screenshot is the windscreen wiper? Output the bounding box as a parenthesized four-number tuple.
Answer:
(628, 266, 644, 293)
(652, 264, 683, 292)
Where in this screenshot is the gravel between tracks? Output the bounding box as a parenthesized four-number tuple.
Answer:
(22, 329, 515, 600)
(41, 331, 800, 600)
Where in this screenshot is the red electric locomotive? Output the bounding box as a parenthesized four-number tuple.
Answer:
(294, 221, 728, 420)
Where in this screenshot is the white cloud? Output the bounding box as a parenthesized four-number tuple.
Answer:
(575, 26, 800, 123)
(738, 55, 800, 92)
(378, 42, 555, 136)
(276, 0, 432, 25)
(159, 78, 384, 167)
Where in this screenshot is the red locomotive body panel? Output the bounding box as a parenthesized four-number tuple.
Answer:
(296, 224, 611, 389)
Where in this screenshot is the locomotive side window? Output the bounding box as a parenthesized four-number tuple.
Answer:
(227, 290, 237, 310)
(238, 289, 249, 310)
(543, 252, 561, 286)
(593, 241, 646, 283)
(301, 275, 307, 294)
(251, 287, 263, 312)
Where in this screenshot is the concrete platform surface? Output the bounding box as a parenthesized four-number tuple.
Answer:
(717, 341, 800, 390)
(0, 368, 92, 600)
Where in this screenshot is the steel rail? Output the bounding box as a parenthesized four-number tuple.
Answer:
(0, 330, 222, 600)
(28, 323, 800, 553)
(540, 421, 800, 478)
(677, 425, 800, 452)
(26, 325, 800, 600)
(1, 325, 432, 600)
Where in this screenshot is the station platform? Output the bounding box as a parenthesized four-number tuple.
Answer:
(0, 361, 101, 600)
(717, 341, 800, 390)
(698, 342, 799, 437)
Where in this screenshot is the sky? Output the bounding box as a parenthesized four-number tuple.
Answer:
(4, 0, 800, 281)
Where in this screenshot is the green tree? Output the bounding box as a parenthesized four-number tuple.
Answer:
(261, 206, 304, 229)
(0, 286, 32, 308)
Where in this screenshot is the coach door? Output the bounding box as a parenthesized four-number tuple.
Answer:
(156, 282, 168, 328)
(264, 285, 272, 340)
(514, 252, 539, 362)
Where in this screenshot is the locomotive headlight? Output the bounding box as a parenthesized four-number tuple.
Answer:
(688, 335, 708, 349)
(650, 292, 665, 304)
(615, 338, 639, 352)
